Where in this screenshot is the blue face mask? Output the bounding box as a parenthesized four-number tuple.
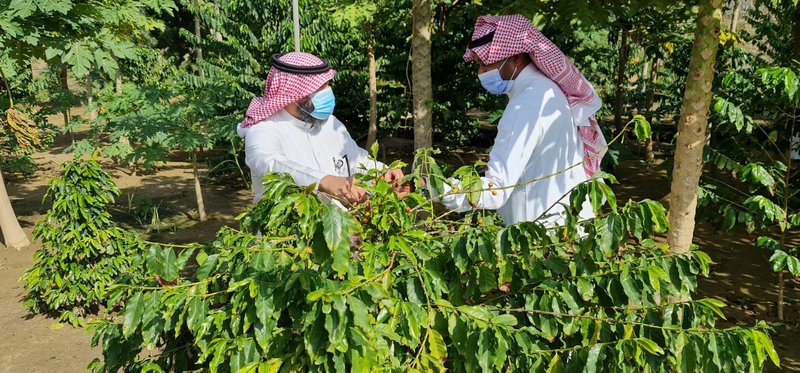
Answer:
(309, 87, 336, 120)
(478, 59, 517, 95)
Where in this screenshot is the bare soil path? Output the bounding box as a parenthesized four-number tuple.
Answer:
(1, 129, 252, 372)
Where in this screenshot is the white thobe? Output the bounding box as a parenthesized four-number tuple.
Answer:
(441, 64, 595, 226)
(237, 109, 384, 203)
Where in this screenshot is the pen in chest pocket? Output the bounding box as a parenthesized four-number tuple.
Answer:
(333, 155, 351, 177)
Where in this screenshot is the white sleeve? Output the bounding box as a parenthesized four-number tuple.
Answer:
(441, 98, 544, 211)
(243, 124, 328, 188)
(333, 118, 386, 175)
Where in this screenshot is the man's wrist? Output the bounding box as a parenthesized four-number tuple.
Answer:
(318, 175, 333, 193)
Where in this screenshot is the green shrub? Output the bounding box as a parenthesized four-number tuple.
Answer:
(87, 154, 778, 372)
(22, 159, 146, 325)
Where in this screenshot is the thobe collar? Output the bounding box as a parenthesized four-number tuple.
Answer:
(273, 108, 322, 131)
(507, 63, 541, 97)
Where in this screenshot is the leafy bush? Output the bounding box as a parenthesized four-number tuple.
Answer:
(22, 159, 146, 325)
(87, 151, 778, 372)
(701, 64, 800, 319)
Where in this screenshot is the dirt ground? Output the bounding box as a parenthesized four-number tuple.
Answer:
(0, 128, 254, 372)
(1, 133, 799, 371)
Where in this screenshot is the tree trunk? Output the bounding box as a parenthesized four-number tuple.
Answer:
(194, 10, 204, 78)
(776, 0, 800, 321)
(793, 1, 800, 60)
(0, 171, 29, 248)
(86, 74, 96, 120)
(644, 139, 655, 162)
(212, 3, 223, 41)
(412, 0, 433, 149)
(192, 5, 206, 222)
(115, 69, 130, 146)
(666, 0, 724, 254)
(644, 57, 659, 162)
(115, 69, 123, 94)
(729, 0, 741, 32)
(192, 151, 207, 222)
(114, 69, 131, 145)
(60, 66, 70, 126)
(613, 27, 630, 135)
(644, 57, 659, 123)
(778, 145, 792, 321)
(366, 22, 379, 150)
(640, 57, 649, 95)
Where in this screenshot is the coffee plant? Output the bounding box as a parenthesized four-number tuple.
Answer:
(22, 159, 147, 326)
(700, 63, 800, 320)
(86, 153, 779, 372)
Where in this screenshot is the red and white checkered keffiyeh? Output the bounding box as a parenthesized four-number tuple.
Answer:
(465, 15, 606, 177)
(242, 52, 336, 127)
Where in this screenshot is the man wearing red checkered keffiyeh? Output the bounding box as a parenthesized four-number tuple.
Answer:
(438, 15, 605, 226)
(237, 52, 405, 207)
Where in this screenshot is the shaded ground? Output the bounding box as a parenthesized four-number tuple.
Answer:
(1, 132, 799, 371)
(613, 155, 800, 372)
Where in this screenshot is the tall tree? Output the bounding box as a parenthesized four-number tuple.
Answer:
(794, 0, 800, 58)
(366, 21, 378, 149)
(190, 0, 207, 222)
(786, 0, 800, 323)
(667, 0, 724, 253)
(643, 56, 659, 161)
(330, 0, 384, 149)
(412, 0, 432, 149)
(0, 170, 29, 248)
(729, 0, 741, 32)
(1, 60, 39, 250)
(613, 24, 632, 134)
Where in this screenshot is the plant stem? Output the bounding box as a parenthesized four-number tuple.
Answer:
(778, 112, 795, 321)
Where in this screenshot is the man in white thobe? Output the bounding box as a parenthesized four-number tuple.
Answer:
(439, 15, 607, 226)
(237, 52, 404, 206)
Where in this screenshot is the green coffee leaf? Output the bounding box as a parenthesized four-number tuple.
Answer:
(196, 254, 218, 280)
(122, 292, 145, 337)
(546, 353, 565, 373)
(753, 329, 780, 368)
(493, 314, 517, 327)
(577, 278, 594, 302)
(428, 329, 447, 359)
(630, 114, 652, 141)
(636, 337, 664, 355)
(583, 344, 602, 373)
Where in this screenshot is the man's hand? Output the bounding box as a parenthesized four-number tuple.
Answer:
(319, 175, 367, 206)
(383, 169, 414, 198)
(383, 168, 411, 198)
(383, 169, 404, 188)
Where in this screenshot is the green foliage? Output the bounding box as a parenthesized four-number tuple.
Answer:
(629, 114, 652, 141)
(330, 0, 379, 26)
(126, 192, 165, 230)
(77, 75, 233, 167)
(0, 0, 176, 173)
(700, 52, 800, 298)
(712, 96, 751, 134)
(746, 0, 800, 67)
(757, 66, 800, 107)
(22, 159, 146, 325)
(88, 153, 776, 372)
(0, 0, 175, 79)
